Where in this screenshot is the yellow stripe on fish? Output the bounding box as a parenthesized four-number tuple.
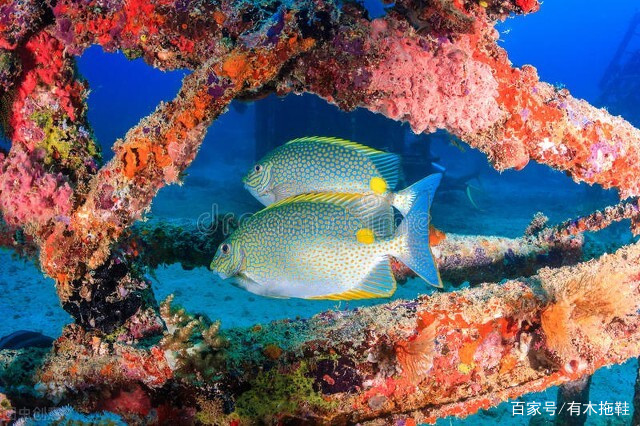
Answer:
(211, 174, 444, 300)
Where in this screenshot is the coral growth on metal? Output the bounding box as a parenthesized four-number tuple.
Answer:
(1, 0, 640, 424)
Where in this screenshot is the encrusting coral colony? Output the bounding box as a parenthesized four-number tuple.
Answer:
(1, 0, 640, 424)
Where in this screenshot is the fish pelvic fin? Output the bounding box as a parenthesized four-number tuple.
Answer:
(230, 275, 291, 299)
(392, 174, 443, 288)
(307, 256, 396, 300)
(390, 173, 443, 217)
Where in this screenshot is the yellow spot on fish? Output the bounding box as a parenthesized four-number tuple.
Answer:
(356, 228, 375, 244)
(458, 362, 474, 374)
(370, 177, 387, 194)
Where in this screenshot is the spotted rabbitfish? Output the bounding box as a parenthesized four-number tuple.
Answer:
(210, 173, 442, 299)
(243, 136, 429, 216)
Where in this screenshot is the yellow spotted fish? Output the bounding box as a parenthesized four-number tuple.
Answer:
(243, 136, 426, 216)
(210, 174, 443, 300)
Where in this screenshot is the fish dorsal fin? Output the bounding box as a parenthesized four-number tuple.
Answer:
(264, 192, 394, 238)
(285, 137, 401, 190)
(307, 257, 396, 300)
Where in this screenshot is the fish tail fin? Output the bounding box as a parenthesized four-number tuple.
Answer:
(392, 174, 443, 288)
(390, 173, 442, 217)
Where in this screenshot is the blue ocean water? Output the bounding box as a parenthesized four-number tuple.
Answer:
(1, 0, 639, 424)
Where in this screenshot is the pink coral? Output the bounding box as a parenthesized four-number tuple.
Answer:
(366, 19, 505, 135)
(0, 149, 73, 227)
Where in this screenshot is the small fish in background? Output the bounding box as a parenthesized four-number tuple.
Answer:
(210, 173, 442, 300)
(243, 136, 433, 216)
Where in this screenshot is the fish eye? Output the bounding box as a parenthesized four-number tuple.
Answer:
(221, 243, 230, 255)
(254, 164, 263, 173)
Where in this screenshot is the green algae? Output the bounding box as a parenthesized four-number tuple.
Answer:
(30, 110, 100, 169)
(234, 362, 334, 419)
(32, 110, 72, 161)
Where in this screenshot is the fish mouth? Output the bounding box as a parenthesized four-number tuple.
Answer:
(244, 182, 267, 195)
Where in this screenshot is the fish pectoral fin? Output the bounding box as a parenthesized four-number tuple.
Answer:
(307, 257, 397, 300)
(229, 274, 260, 290)
(270, 182, 294, 201)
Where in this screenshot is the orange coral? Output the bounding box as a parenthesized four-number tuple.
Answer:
(120, 140, 174, 179)
(212, 11, 226, 25)
(429, 225, 446, 246)
(121, 142, 149, 179)
(222, 54, 249, 80)
(458, 340, 479, 364)
(396, 322, 437, 384)
(540, 299, 572, 360)
(541, 268, 638, 363)
(498, 354, 518, 374)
